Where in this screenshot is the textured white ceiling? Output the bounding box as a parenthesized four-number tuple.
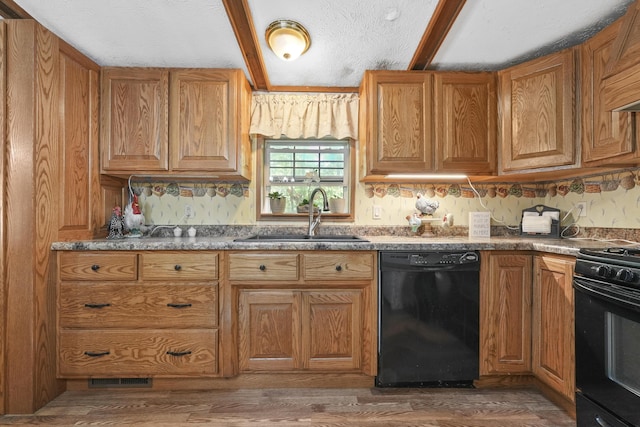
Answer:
(11, 0, 636, 88)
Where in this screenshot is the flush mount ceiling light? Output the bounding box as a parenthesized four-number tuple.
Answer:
(266, 20, 311, 61)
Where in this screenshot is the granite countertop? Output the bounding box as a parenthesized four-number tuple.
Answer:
(51, 234, 621, 257)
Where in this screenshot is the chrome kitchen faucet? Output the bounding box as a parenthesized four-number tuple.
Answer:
(308, 187, 329, 236)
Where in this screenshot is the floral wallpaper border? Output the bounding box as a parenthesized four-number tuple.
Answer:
(365, 169, 640, 200)
(129, 168, 640, 201)
(130, 182, 249, 198)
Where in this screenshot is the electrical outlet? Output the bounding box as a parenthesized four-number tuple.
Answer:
(372, 205, 382, 220)
(184, 205, 193, 218)
(576, 202, 587, 217)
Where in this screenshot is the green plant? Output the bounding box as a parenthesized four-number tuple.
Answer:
(268, 191, 284, 199)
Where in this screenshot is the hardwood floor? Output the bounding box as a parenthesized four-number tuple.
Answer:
(0, 387, 574, 426)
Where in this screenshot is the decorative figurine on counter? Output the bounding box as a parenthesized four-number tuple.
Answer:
(107, 205, 124, 239)
(415, 193, 439, 216)
(124, 194, 145, 238)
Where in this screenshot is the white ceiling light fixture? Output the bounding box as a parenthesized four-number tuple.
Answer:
(265, 20, 311, 61)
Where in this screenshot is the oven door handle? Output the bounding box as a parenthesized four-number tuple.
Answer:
(574, 277, 640, 311)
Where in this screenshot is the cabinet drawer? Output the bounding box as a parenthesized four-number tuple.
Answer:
(58, 329, 217, 377)
(228, 253, 299, 281)
(59, 283, 218, 329)
(141, 252, 218, 280)
(59, 252, 137, 281)
(304, 253, 374, 281)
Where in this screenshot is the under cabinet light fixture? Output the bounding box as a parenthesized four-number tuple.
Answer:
(266, 20, 311, 61)
(385, 174, 468, 180)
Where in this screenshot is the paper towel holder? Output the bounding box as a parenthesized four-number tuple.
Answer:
(520, 205, 561, 238)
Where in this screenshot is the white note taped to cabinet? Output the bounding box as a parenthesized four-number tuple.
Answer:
(469, 212, 491, 238)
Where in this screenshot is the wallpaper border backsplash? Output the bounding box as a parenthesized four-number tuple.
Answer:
(130, 167, 639, 201)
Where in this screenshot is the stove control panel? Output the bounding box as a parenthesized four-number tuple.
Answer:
(576, 259, 640, 287)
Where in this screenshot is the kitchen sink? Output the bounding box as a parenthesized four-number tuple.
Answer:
(234, 234, 369, 242)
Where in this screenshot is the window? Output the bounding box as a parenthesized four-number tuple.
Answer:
(258, 138, 353, 219)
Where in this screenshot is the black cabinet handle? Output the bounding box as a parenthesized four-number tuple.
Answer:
(91, 264, 100, 271)
(174, 265, 182, 271)
(259, 264, 266, 271)
(166, 350, 192, 357)
(84, 351, 110, 357)
(335, 265, 342, 271)
(167, 303, 192, 309)
(84, 303, 111, 309)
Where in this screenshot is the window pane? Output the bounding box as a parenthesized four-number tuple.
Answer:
(264, 139, 350, 215)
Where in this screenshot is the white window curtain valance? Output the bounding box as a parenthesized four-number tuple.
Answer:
(250, 93, 359, 140)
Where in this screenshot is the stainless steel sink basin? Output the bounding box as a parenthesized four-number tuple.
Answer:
(234, 234, 369, 242)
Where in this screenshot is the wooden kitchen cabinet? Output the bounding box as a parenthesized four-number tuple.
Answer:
(238, 289, 363, 372)
(101, 67, 251, 180)
(58, 42, 101, 240)
(532, 254, 575, 402)
(480, 252, 532, 376)
(498, 48, 577, 172)
(100, 67, 169, 172)
(433, 72, 497, 174)
(57, 251, 220, 378)
(359, 70, 433, 177)
(229, 251, 376, 376)
(359, 70, 497, 180)
(581, 18, 640, 166)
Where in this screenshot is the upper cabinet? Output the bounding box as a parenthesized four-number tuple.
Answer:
(101, 67, 251, 180)
(434, 72, 496, 174)
(582, 18, 639, 166)
(58, 42, 101, 240)
(101, 68, 169, 172)
(360, 71, 433, 177)
(603, 0, 640, 112)
(498, 48, 577, 173)
(359, 70, 496, 180)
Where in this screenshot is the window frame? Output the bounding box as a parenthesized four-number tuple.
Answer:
(256, 136, 355, 221)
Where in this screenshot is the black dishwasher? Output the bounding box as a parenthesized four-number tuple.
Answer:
(376, 251, 480, 387)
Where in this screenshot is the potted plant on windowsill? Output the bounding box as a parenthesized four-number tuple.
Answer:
(268, 191, 287, 214)
(296, 198, 319, 214)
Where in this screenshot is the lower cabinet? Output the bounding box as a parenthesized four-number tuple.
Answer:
(532, 254, 576, 402)
(229, 251, 376, 376)
(57, 251, 220, 378)
(480, 252, 532, 375)
(238, 289, 362, 371)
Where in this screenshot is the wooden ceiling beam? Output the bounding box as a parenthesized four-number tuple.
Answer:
(222, 0, 270, 91)
(0, 0, 32, 19)
(409, 0, 466, 70)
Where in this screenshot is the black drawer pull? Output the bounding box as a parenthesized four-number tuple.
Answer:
(167, 303, 192, 309)
(91, 264, 100, 271)
(167, 350, 192, 357)
(259, 264, 266, 271)
(84, 303, 111, 309)
(84, 351, 110, 357)
(335, 265, 342, 271)
(174, 265, 182, 271)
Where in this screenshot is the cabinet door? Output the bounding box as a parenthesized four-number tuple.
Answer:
(58, 44, 100, 240)
(480, 253, 532, 375)
(532, 255, 575, 402)
(434, 72, 496, 174)
(238, 290, 300, 371)
(301, 291, 362, 371)
(362, 71, 432, 175)
(499, 48, 576, 172)
(100, 67, 169, 172)
(582, 19, 638, 165)
(169, 69, 249, 176)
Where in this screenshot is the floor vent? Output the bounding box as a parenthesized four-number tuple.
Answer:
(88, 378, 152, 388)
